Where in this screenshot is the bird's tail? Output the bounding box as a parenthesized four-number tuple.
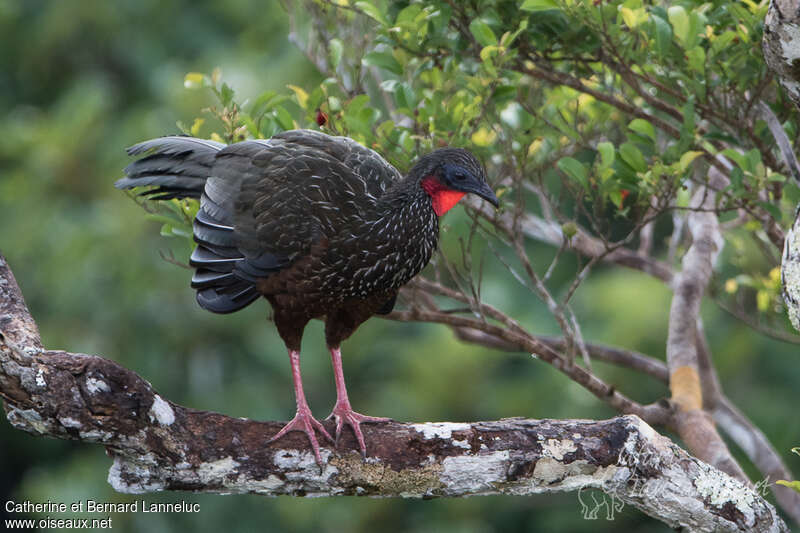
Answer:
(118, 136, 264, 315)
(115, 136, 226, 199)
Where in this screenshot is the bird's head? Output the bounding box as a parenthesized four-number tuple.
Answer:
(412, 148, 499, 216)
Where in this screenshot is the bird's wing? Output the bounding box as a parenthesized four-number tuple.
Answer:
(207, 131, 401, 269)
(272, 129, 402, 195)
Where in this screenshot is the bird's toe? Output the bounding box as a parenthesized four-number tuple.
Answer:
(269, 408, 333, 466)
(329, 403, 390, 457)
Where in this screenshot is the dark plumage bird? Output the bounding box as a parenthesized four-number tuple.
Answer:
(117, 129, 498, 463)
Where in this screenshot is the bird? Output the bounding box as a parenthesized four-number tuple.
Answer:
(116, 129, 499, 464)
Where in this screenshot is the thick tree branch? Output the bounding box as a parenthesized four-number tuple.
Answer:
(446, 324, 800, 524)
(764, 0, 800, 110)
(0, 252, 788, 531)
(764, 0, 800, 335)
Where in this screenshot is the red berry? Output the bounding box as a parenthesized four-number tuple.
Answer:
(619, 189, 630, 209)
(316, 110, 328, 126)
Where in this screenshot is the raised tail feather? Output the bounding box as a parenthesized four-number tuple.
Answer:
(115, 136, 226, 199)
(119, 136, 264, 314)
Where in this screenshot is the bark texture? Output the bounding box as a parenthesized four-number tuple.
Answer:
(0, 252, 788, 532)
(764, 0, 800, 332)
(764, 0, 800, 108)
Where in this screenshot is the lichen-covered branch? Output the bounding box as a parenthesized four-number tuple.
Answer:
(764, 0, 800, 335)
(0, 253, 788, 531)
(764, 0, 800, 109)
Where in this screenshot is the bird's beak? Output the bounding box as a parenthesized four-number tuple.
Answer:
(471, 181, 499, 208)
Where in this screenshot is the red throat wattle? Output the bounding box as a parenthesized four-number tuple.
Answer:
(421, 176, 466, 216)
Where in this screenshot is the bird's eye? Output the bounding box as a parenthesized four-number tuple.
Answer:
(455, 173, 466, 181)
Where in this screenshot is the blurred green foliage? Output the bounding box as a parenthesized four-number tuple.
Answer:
(0, 0, 798, 531)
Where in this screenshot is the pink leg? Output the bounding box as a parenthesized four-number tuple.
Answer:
(269, 349, 333, 465)
(327, 347, 391, 457)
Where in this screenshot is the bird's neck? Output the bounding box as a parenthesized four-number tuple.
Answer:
(376, 174, 440, 237)
(368, 174, 440, 285)
(378, 174, 431, 212)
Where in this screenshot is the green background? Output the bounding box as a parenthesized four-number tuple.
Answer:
(0, 1, 797, 531)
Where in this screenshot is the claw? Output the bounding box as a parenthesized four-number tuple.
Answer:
(269, 406, 333, 466)
(328, 401, 391, 458)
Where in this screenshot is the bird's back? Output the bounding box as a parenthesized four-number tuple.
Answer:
(190, 130, 404, 314)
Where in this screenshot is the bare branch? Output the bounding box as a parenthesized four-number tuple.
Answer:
(386, 306, 670, 426)
(759, 101, 800, 183)
(665, 166, 750, 483)
(468, 199, 675, 284)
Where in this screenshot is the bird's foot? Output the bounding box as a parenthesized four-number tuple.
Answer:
(269, 406, 333, 466)
(327, 401, 391, 458)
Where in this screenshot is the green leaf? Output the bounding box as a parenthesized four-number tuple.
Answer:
(250, 91, 288, 118)
(686, 11, 707, 49)
(273, 105, 294, 130)
(597, 142, 615, 169)
(776, 480, 800, 494)
(190, 117, 204, 137)
(363, 50, 403, 75)
(712, 30, 737, 54)
(745, 148, 762, 173)
(678, 151, 703, 172)
(329, 39, 343, 70)
(619, 143, 648, 172)
(608, 189, 623, 209)
(757, 201, 782, 222)
(395, 4, 422, 26)
(469, 19, 497, 47)
(687, 46, 705, 73)
(145, 213, 183, 226)
(721, 149, 750, 173)
(355, 1, 388, 26)
(628, 119, 656, 142)
(393, 82, 417, 109)
(501, 19, 529, 47)
(667, 6, 689, 46)
(729, 167, 744, 191)
(346, 94, 371, 113)
(652, 15, 673, 59)
(471, 127, 497, 147)
(287, 85, 309, 109)
(219, 83, 235, 107)
(756, 290, 770, 312)
(520, 0, 559, 12)
(160, 224, 175, 238)
(557, 157, 589, 189)
(620, 7, 648, 30)
(183, 72, 207, 89)
(479, 45, 502, 76)
(492, 85, 518, 106)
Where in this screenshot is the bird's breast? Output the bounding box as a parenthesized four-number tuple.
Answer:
(319, 203, 438, 301)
